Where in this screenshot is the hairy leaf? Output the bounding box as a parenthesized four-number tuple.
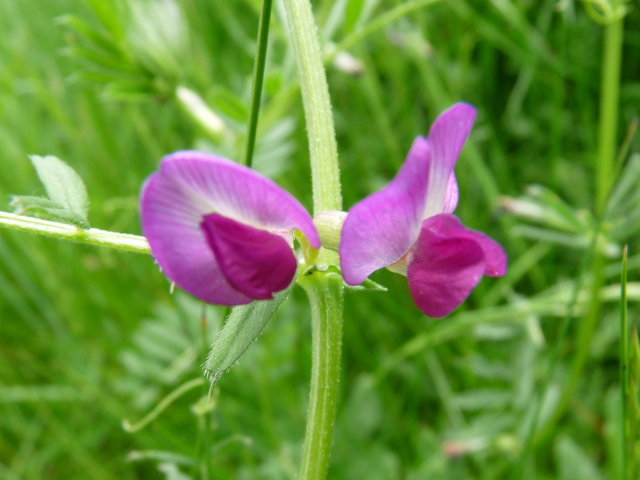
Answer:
(204, 287, 290, 386)
(29, 155, 89, 225)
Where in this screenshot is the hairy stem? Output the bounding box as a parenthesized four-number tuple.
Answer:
(283, 0, 342, 228)
(0, 211, 149, 254)
(298, 272, 343, 480)
(283, 1, 344, 479)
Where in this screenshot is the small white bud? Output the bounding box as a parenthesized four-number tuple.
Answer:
(314, 210, 347, 251)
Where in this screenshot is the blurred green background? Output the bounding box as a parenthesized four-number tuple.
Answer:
(1, 0, 639, 478)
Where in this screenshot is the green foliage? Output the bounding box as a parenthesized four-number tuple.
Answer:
(204, 288, 290, 386)
(1, 0, 639, 479)
(629, 330, 640, 478)
(116, 293, 218, 410)
(60, 0, 187, 101)
(11, 155, 90, 228)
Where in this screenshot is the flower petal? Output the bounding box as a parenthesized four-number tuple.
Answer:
(340, 137, 430, 285)
(423, 103, 476, 217)
(443, 173, 458, 214)
(422, 214, 507, 277)
(201, 213, 297, 300)
(140, 172, 253, 305)
(140, 151, 318, 305)
(407, 217, 486, 317)
(160, 151, 319, 246)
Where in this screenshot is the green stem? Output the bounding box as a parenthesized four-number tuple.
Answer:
(595, 7, 623, 215)
(245, 0, 273, 168)
(563, 2, 625, 428)
(0, 211, 149, 254)
(283, 0, 342, 225)
(283, 2, 344, 479)
(122, 377, 206, 432)
(532, 5, 625, 449)
(298, 272, 343, 480)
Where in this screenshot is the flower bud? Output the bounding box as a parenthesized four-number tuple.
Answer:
(314, 210, 347, 252)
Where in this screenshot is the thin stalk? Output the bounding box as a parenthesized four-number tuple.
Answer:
(245, 0, 273, 168)
(0, 211, 149, 254)
(122, 377, 206, 432)
(595, 7, 624, 215)
(298, 272, 343, 480)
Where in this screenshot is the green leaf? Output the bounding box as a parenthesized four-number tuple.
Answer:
(104, 81, 157, 101)
(29, 155, 90, 225)
(11, 195, 66, 211)
(86, 0, 125, 39)
(10, 195, 90, 228)
(64, 45, 138, 74)
(203, 288, 290, 386)
(58, 15, 124, 58)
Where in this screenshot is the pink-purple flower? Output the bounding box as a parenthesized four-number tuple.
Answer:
(140, 151, 319, 305)
(340, 103, 507, 317)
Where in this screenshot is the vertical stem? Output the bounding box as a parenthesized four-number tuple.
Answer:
(595, 8, 623, 215)
(245, 0, 273, 168)
(282, 1, 344, 479)
(298, 273, 344, 480)
(575, 5, 625, 430)
(532, 5, 625, 450)
(283, 0, 342, 222)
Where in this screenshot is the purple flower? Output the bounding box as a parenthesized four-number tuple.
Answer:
(140, 151, 320, 305)
(340, 103, 507, 317)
